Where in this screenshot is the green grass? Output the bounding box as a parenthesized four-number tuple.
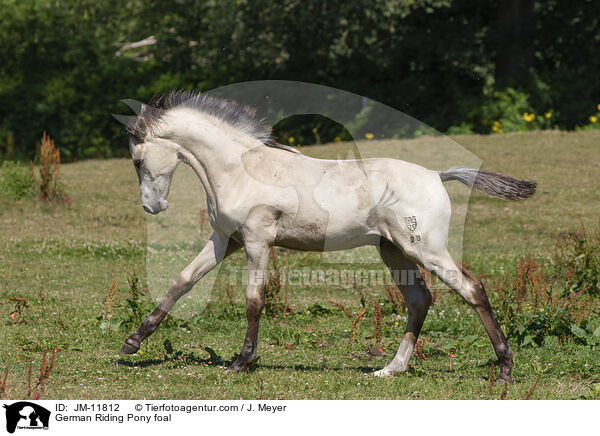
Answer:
(1, 130, 599, 400)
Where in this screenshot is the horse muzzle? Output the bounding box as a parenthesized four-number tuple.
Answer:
(142, 199, 168, 215)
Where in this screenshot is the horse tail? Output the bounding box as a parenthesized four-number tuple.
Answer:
(438, 167, 536, 200)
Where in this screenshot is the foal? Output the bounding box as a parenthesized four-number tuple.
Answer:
(119, 91, 535, 382)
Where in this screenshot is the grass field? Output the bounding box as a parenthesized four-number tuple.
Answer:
(1, 130, 599, 400)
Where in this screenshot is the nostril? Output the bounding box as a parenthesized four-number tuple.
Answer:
(143, 205, 152, 213)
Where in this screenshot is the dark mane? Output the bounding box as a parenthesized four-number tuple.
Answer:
(127, 90, 299, 153)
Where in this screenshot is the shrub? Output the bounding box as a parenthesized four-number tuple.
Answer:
(117, 269, 152, 331)
(446, 122, 474, 135)
(102, 269, 183, 333)
(0, 160, 33, 200)
(552, 226, 600, 296)
(491, 252, 600, 347)
(576, 104, 600, 131)
(479, 88, 531, 133)
(30, 132, 70, 204)
(1, 347, 58, 400)
(478, 88, 555, 134)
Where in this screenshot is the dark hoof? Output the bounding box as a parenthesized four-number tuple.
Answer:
(120, 338, 140, 354)
(225, 356, 255, 373)
(496, 373, 514, 384)
(225, 362, 248, 373)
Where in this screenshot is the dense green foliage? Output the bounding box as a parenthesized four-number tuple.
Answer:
(0, 0, 599, 160)
(0, 161, 33, 200)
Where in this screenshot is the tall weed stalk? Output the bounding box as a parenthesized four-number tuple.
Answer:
(30, 132, 70, 204)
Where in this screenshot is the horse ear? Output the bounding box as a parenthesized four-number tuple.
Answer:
(136, 116, 149, 132)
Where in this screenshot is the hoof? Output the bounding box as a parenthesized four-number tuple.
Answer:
(373, 367, 397, 377)
(225, 363, 246, 374)
(225, 356, 255, 373)
(120, 338, 140, 354)
(496, 373, 514, 384)
(373, 363, 408, 377)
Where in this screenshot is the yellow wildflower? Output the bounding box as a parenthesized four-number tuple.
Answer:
(597, 104, 600, 112)
(364, 133, 374, 139)
(522, 112, 535, 122)
(590, 116, 598, 123)
(288, 136, 295, 143)
(312, 127, 317, 133)
(544, 111, 552, 119)
(334, 136, 341, 142)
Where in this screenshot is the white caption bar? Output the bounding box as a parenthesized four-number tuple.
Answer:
(0, 400, 596, 435)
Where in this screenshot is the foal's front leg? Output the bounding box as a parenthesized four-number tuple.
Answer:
(227, 241, 270, 372)
(121, 232, 239, 354)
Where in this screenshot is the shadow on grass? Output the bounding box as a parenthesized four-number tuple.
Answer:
(115, 346, 227, 368)
(253, 362, 374, 373)
(116, 346, 375, 374)
(115, 341, 498, 379)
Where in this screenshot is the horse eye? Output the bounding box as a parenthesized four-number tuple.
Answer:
(133, 159, 142, 169)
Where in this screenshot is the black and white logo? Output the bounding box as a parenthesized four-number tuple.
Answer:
(2, 402, 51, 433)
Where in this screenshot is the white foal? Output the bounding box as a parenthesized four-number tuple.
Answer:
(118, 91, 535, 382)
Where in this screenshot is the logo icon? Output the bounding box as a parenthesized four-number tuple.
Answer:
(2, 402, 50, 434)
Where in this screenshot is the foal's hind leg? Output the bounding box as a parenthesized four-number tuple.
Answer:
(120, 232, 240, 354)
(374, 238, 432, 377)
(423, 250, 514, 383)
